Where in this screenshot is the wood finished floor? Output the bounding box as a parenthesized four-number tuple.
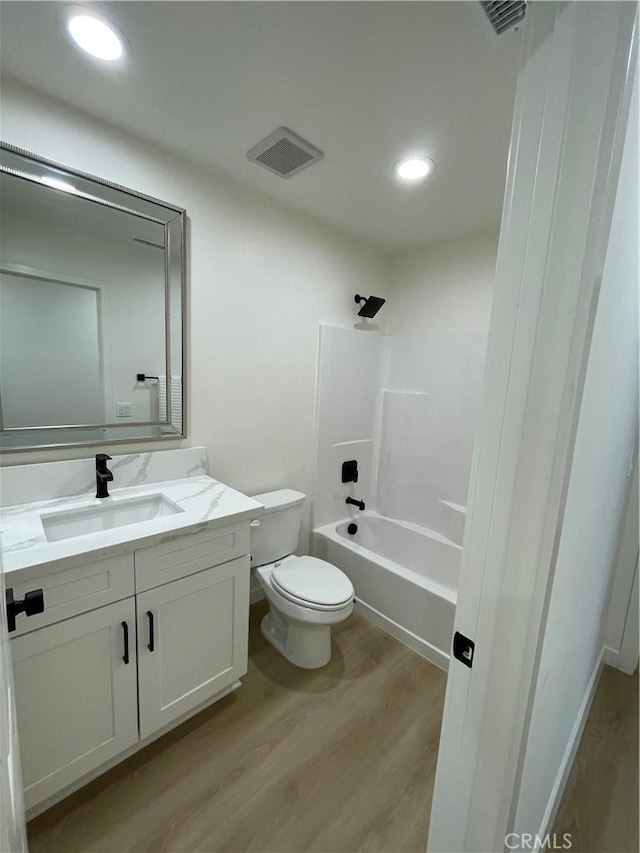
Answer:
(27, 604, 638, 853)
(28, 601, 447, 853)
(552, 664, 639, 853)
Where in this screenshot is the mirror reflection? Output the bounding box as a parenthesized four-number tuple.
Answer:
(0, 144, 185, 451)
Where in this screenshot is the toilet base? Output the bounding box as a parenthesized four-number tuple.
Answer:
(261, 608, 332, 669)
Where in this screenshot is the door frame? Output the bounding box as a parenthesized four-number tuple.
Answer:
(428, 2, 637, 851)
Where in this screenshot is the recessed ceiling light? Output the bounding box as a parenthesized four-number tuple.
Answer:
(393, 157, 436, 183)
(41, 176, 77, 194)
(64, 7, 127, 61)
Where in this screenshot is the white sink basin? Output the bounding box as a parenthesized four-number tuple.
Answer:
(40, 493, 183, 542)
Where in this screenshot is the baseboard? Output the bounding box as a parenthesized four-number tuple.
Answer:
(533, 648, 604, 850)
(355, 599, 449, 671)
(603, 644, 620, 668)
(603, 643, 639, 675)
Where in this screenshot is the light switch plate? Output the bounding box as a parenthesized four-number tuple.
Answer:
(116, 402, 132, 418)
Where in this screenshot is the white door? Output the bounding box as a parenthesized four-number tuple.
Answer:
(0, 551, 27, 852)
(427, 2, 637, 850)
(137, 557, 249, 740)
(0, 271, 103, 428)
(11, 597, 138, 811)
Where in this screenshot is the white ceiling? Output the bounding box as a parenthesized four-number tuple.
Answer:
(0, 1, 522, 251)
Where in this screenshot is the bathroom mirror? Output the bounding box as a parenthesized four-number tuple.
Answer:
(0, 142, 186, 452)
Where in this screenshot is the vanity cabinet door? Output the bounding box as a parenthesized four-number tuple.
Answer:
(11, 597, 139, 811)
(136, 556, 249, 739)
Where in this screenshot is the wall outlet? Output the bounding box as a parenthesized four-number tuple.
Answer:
(116, 402, 132, 418)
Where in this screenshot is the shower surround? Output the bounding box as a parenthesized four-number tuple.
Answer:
(311, 324, 487, 668)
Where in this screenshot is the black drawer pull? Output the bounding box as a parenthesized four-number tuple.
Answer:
(147, 610, 155, 652)
(122, 621, 129, 665)
(5, 587, 45, 633)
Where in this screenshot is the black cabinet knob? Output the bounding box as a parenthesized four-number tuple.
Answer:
(5, 587, 45, 633)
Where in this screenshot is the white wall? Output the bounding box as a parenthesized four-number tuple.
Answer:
(0, 79, 388, 551)
(513, 69, 639, 841)
(379, 232, 498, 541)
(386, 230, 497, 336)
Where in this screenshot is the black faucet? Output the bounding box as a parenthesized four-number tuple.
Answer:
(96, 454, 114, 499)
(346, 496, 365, 511)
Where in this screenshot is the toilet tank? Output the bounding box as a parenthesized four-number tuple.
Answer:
(250, 489, 305, 567)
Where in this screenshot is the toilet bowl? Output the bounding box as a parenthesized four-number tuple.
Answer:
(251, 490, 354, 669)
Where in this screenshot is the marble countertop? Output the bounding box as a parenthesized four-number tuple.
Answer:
(0, 476, 264, 577)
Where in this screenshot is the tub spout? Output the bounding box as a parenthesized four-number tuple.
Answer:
(346, 497, 365, 511)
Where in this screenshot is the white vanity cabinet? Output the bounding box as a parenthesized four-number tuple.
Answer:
(8, 521, 251, 815)
(137, 556, 248, 738)
(11, 597, 139, 810)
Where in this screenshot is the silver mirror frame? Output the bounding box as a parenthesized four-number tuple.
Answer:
(0, 142, 187, 453)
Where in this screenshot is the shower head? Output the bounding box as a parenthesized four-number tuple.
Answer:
(354, 294, 386, 319)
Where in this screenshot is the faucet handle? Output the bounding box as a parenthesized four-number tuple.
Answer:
(96, 453, 112, 462)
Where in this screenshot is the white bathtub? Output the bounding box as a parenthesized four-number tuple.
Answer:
(312, 513, 461, 669)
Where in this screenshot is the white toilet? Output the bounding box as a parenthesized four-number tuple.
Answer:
(251, 489, 354, 669)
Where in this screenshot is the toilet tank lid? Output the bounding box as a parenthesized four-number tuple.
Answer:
(250, 489, 305, 514)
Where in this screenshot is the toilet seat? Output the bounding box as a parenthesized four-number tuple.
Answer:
(271, 556, 354, 611)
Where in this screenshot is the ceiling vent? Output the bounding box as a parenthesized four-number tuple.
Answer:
(247, 127, 324, 179)
(475, 1, 526, 39)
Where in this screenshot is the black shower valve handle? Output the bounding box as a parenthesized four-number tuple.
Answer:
(342, 460, 359, 484)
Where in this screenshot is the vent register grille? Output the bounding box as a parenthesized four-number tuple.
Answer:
(480, 1, 526, 36)
(247, 127, 324, 179)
